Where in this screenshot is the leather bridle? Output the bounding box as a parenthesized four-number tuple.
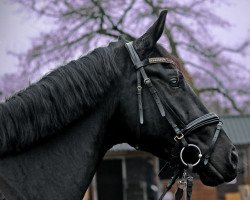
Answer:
(125, 42, 223, 200)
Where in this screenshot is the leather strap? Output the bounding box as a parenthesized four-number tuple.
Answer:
(139, 67, 166, 117)
(175, 187, 184, 200)
(125, 42, 147, 69)
(204, 121, 222, 165)
(186, 165, 194, 200)
(183, 113, 219, 135)
(159, 168, 181, 200)
(137, 71, 143, 124)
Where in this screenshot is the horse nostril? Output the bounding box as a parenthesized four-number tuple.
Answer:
(230, 147, 239, 169)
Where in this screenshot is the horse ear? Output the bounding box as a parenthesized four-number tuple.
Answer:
(134, 10, 168, 59)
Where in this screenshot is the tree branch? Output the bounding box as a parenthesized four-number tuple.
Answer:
(197, 87, 243, 113)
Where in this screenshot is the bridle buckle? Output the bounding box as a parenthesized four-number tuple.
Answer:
(174, 133, 184, 141)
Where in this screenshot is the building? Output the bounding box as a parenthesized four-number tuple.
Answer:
(85, 115, 250, 200)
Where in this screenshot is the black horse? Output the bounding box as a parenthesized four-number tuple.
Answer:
(0, 11, 238, 200)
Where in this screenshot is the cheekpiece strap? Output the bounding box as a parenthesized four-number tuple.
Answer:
(204, 121, 223, 165)
(139, 67, 165, 117)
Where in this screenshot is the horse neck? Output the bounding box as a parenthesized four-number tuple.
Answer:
(0, 102, 115, 200)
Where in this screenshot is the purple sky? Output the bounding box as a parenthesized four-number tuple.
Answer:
(0, 0, 250, 76)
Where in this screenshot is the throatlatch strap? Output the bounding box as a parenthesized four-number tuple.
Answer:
(137, 71, 143, 124)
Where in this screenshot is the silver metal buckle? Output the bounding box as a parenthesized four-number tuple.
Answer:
(174, 133, 184, 141)
(144, 78, 150, 84)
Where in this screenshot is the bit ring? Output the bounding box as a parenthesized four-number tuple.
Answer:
(180, 144, 202, 167)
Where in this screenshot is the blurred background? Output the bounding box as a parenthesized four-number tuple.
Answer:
(0, 0, 250, 200)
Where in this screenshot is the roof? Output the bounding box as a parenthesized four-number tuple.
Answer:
(111, 115, 250, 151)
(221, 115, 250, 145)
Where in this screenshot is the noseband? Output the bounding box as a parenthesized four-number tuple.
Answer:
(125, 42, 222, 200)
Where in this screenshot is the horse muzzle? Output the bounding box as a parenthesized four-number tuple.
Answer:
(199, 144, 238, 186)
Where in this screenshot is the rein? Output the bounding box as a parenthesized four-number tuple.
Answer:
(125, 42, 223, 200)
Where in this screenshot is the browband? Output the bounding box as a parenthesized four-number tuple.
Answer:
(125, 42, 177, 69)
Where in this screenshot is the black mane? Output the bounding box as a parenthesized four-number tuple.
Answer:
(0, 45, 120, 154)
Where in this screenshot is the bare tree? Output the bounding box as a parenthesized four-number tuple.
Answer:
(3, 0, 250, 113)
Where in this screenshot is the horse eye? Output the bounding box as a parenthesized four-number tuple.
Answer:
(169, 77, 179, 87)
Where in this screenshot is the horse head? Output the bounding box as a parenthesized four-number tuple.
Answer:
(116, 10, 238, 186)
